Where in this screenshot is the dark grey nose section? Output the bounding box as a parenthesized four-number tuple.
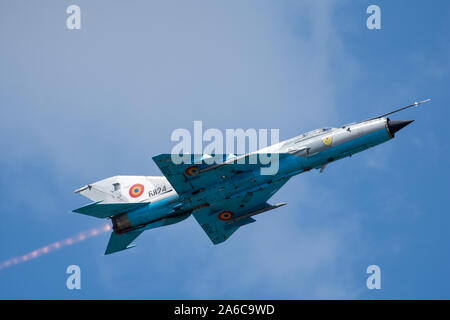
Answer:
(387, 120, 414, 137)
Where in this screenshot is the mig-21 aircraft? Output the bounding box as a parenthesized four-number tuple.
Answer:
(73, 100, 430, 254)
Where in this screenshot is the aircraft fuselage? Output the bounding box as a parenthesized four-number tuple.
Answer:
(112, 117, 407, 234)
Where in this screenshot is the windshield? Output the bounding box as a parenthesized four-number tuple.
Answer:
(291, 127, 334, 144)
(302, 127, 331, 137)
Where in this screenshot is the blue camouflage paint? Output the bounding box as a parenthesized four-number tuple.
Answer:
(128, 128, 391, 229)
(74, 118, 403, 254)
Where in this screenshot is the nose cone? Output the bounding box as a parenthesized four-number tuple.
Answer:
(387, 120, 414, 137)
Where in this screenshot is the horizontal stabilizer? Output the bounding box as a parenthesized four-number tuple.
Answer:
(73, 201, 148, 219)
(105, 230, 143, 255)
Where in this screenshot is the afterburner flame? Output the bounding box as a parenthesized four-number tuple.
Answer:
(0, 224, 111, 271)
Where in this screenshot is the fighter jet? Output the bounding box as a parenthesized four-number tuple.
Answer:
(73, 100, 430, 254)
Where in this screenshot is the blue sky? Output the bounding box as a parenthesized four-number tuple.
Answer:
(1, 0, 449, 299)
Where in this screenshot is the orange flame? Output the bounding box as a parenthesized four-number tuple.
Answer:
(0, 224, 111, 271)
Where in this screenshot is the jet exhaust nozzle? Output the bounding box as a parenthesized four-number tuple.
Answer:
(387, 120, 414, 137)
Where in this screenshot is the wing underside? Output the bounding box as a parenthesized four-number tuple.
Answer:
(152, 153, 290, 244)
(191, 178, 289, 244)
(152, 153, 287, 195)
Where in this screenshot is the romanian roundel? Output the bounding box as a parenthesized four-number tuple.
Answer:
(218, 211, 233, 221)
(185, 165, 199, 176)
(129, 184, 145, 198)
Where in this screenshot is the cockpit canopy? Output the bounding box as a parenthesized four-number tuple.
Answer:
(299, 127, 333, 138)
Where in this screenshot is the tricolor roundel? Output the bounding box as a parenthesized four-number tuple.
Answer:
(218, 211, 233, 221)
(185, 165, 199, 176)
(129, 184, 145, 198)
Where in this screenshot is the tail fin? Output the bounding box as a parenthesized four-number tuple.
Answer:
(74, 175, 171, 204)
(73, 175, 170, 218)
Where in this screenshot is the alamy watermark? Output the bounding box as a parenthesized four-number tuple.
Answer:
(66, 264, 81, 290)
(170, 121, 280, 175)
(366, 265, 381, 290)
(66, 5, 81, 30)
(366, 5, 381, 30)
